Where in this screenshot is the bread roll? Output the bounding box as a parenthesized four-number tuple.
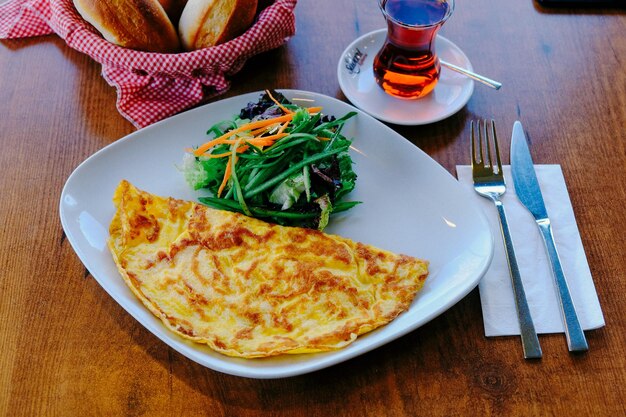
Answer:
(73, 0, 181, 53)
(178, 0, 258, 51)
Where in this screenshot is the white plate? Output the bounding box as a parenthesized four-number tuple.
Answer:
(338, 29, 474, 125)
(60, 90, 493, 379)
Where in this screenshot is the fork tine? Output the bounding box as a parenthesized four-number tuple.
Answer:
(477, 120, 484, 165)
(490, 119, 502, 174)
(470, 120, 477, 166)
(482, 119, 491, 168)
(471, 119, 485, 166)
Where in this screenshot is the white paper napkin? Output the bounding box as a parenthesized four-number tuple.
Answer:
(456, 165, 604, 336)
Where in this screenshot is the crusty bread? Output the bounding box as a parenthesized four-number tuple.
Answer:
(158, 0, 189, 25)
(178, 0, 258, 51)
(73, 0, 181, 53)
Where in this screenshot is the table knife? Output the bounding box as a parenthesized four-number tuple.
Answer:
(510, 121, 589, 352)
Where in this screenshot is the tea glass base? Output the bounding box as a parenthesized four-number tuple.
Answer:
(374, 81, 439, 100)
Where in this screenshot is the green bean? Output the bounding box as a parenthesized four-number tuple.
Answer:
(243, 146, 349, 199)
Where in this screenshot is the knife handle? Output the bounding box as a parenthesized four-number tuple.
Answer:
(495, 201, 543, 359)
(536, 219, 589, 352)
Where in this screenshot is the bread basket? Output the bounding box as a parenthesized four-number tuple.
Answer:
(0, 0, 298, 127)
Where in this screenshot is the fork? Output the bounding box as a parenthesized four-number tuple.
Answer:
(471, 119, 542, 359)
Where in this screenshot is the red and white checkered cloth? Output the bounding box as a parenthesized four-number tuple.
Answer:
(0, 0, 297, 128)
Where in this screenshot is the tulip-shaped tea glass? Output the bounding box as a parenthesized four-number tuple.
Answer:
(373, 0, 455, 99)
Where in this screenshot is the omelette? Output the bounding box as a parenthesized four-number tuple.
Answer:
(108, 180, 429, 358)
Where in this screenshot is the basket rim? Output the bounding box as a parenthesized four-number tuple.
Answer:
(50, 0, 297, 73)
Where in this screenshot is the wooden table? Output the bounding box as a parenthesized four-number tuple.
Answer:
(1, 1, 625, 415)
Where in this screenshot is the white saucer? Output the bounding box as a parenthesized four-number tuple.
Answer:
(337, 29, 474, 125)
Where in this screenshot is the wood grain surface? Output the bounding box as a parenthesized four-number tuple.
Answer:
(1, 0, 625, 416)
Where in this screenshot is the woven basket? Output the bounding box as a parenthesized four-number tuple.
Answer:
(0, 0, 298, 127)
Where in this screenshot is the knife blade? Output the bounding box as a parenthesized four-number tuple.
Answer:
(510, 121, 588, 352)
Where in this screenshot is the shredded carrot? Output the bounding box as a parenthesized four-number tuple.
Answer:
(250, 124, 276, 136)
(250, 120, 289, 137)
(219, 132, 289, 146)
(277, 121, 289, 134)
(217, 157, 234, 197)
(248, 140, 275, 148)
(207, 145, 249, 158)
(205, 134, 289, 160)
(266, 89, 293, 114)
(197, 131, 321, 159)
(248, 132, 288, 144)
(307, 106, 322, 114)
(194, 116, 291, 155)
(209, 152, 230, 159)
(193, 107, 322, 157)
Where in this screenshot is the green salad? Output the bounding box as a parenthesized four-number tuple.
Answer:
(182, 90, 360, 230)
